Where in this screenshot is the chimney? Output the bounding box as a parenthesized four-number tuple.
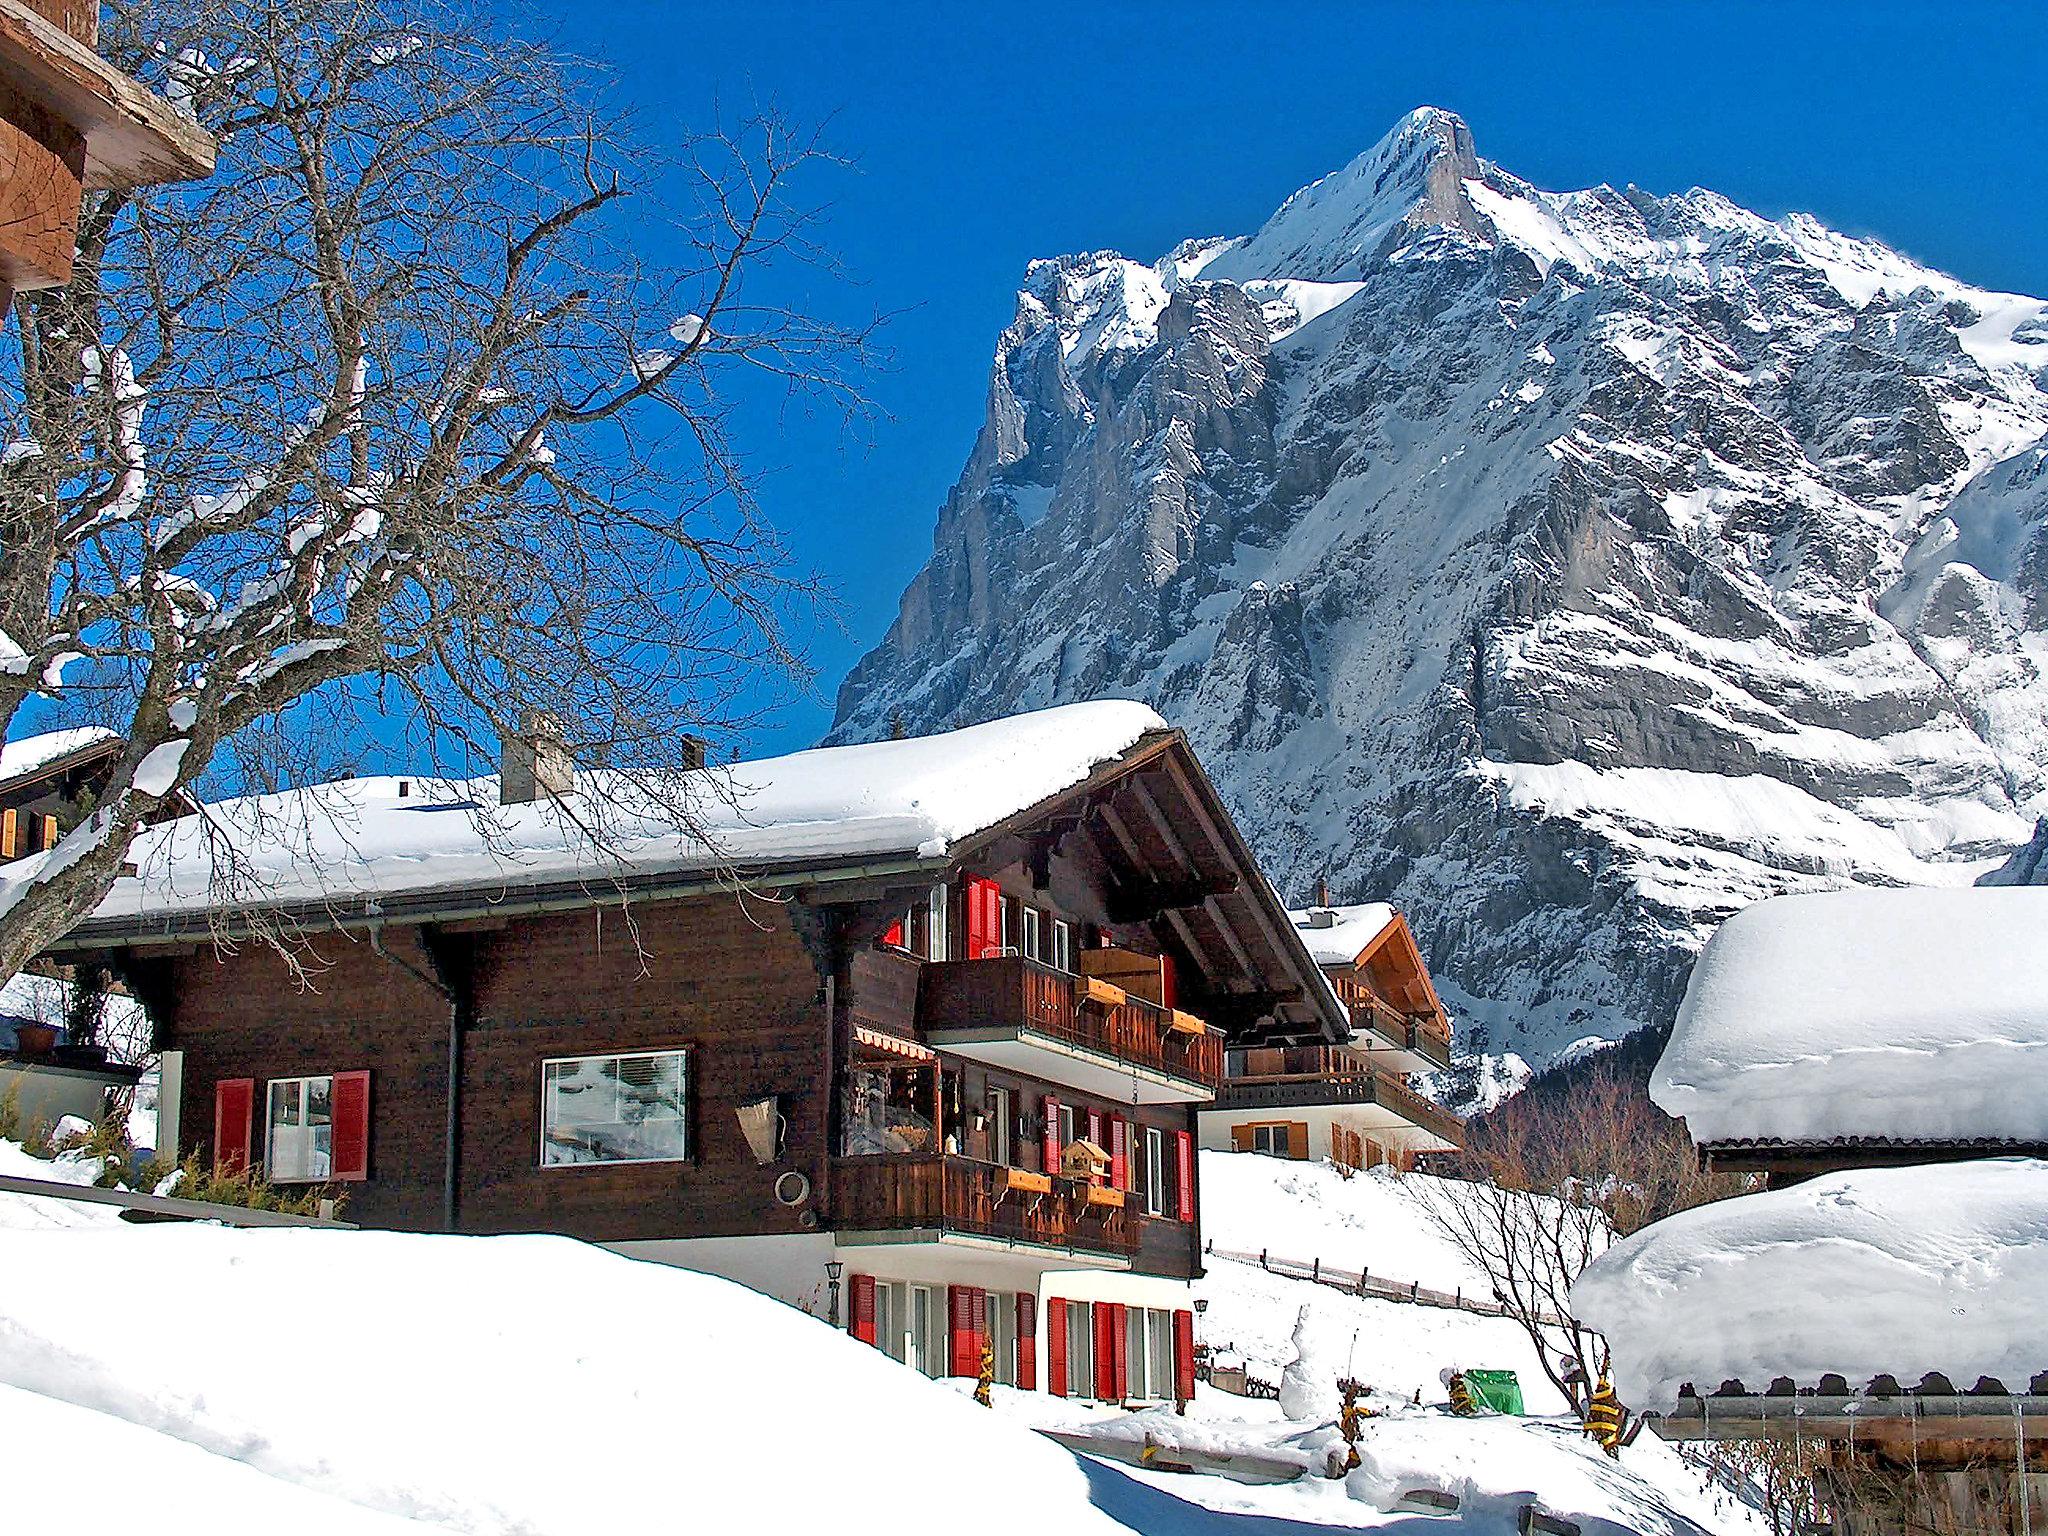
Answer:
(1307, 909, 1337, 929)
(1315, 875, 1332, 908)
(500, 712, 574, 805)
(679, 734, 708, 772)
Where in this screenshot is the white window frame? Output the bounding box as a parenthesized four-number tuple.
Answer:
(1051, 918, 1073, 973)
(1021, 907, 1042, 961)
(876, 1282, 903, 1363)
(1142, 1125, 1166, 1216)
(1057, 1103, 1076, 1151)
(1066, 1299, 1093, 1397)
(909, 1283, 943, 1377)
(1147, 1307, 1174, 1399)
(927, 883, 950, 961)
(990, 1086, 1013, 1167)
(1251, 1122, 1291, 1158)
(539, 1048, 691, 1167)
(264, 1074, 334, 1183)
(991, 1290, 1017, 1387)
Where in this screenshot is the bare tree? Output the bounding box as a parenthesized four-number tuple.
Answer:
(0, 0, 876, 979)
(1416, 1060, 1749, 1430)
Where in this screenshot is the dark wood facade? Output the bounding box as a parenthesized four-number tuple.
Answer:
(72, 730, 1339, 1287)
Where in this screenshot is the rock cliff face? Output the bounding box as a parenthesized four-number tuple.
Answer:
(831, 108, 2048, 1065)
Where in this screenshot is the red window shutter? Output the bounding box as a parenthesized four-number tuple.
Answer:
(213, 1078, 254, 1174)
(1175, 1130, 1195, 1222)
(965, 877, 1003, 959)
(1111, 1302, 1130, 1400)
(949, 1284, 977, 1377)
(1110, 1117, 1129, 1190)
(1087, 1108, 1103, 1153)
(849, 1273, 877, 1345)
(1093, 1302, 1117, 1401)
(1158, 952, 1177, 1009)
(329, 1070, 371, 1182)
(1046, 1298, 1067, 1397)
(1016, 1293, 1037, 1391)
(1043, 1095, 1060, 1172)
(972, 1287, 988, 1368)
(881, 919, 903, 948)
(1173, 1309, 1196, 1402)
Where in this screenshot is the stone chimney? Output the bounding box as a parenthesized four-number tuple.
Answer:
(679, 734, 709, 772)
(500, 712, 574, 805)
(1315, 875, 1332, 908)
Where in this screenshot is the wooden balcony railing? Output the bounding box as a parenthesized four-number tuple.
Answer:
(1218, 1047, 1466, 1147)
(830, 1154, 1138, 1259)
(1346, 998, 1452, 1068)
(918, 956, 1223, 1093)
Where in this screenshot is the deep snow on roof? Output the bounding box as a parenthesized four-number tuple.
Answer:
(1652, 888, 2048, 1146)
(88, 701, 1168, 927)
(1572, 1159, 2048, 1410)
(1288, 902, 1398, 966)
(0, 727, 116, 788)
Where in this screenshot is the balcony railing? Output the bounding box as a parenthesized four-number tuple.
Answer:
(1218, 1047, 1466, 1147)
(919, 955, 1223, 1094)
(1346, 998, 1452, 1069)
(831, 1154, 1138, 1260)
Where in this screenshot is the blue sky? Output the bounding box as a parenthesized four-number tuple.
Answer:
(569, 1, 2048, 756)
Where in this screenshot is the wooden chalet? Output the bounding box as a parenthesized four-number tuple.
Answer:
(1591, 889, 2048, 1536)
(46, 702, 1348, 1404)
(0, 0, 213, 312)
(1201, 899, 1462, 1169)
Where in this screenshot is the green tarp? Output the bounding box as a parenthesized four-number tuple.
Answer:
(1463, 1369, 1524, 1415)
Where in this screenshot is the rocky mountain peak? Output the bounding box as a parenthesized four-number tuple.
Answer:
(834, 109, 2048, 1076)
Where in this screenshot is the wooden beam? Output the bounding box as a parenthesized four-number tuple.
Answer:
(1100, 872, 1241, 924)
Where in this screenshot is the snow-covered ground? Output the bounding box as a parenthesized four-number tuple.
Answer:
(0, 1140, 1765, 1532)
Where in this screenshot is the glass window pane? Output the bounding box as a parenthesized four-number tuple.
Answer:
(1022, 908, 1041, 961)
(542, 1051, 689, 1165)
(267, 1076, 332, 1182)
(1149, 1310, 1174, 1398)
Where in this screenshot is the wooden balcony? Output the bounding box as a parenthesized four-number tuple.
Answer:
(1218, 1046, 1465, 1150)
(1346, 997, 1452, 1071)
(830, 1154, 1137, 1265)
(918, 956, 1223, 1104)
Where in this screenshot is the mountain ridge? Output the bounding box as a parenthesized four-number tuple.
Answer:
(831, 108, 2048, 1070)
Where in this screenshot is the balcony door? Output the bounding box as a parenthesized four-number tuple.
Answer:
(990, 1086, 1013, 1166)
(908, 1284, 943, 1377)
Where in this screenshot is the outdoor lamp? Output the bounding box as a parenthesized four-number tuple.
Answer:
(825, 1260, 844, 1327)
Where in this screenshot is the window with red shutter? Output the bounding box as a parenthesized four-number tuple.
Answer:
(948, 1284, 978, 1377)
(1046, 1298, 1067, 1397)
(329, 1070, 371, 1182)
(964, 876, 1004, 960)
(1016, 1293, 1037, 1391)
(1042, 1094, 1060, 1172)
(1158, 952, 1177, 1009)
(880, 920, 904, 948)
(1093, 1302, 1117, 1401)
(213, 1078, 254, 1174)
(1172, 1309, 1196, 1403)
(850, 1274, 878, 1345)
(1110, 1117, 1130, 1190)
(1086, 1108, 1103, 1152)
(1175, 1130, 1195, 1222)
(1111, 1302, 1130, 1401)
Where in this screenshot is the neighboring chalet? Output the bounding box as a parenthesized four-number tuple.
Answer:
(1201, 900, 1463, 1168)
(1578, 888, 2048, 1536)
(46, 703, 1350, 1404)
(0, 728, 156, 1124)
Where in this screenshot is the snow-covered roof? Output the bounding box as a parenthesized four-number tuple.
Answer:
(1572, 1159, 2048, 1410)
(80, 701, 1170, 931)
(0, 727, 117, 789)
(1289, 903, 1398, 967)
(1652, 889, 2048, 1147)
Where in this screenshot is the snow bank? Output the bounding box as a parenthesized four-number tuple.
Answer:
(1289, 901, 1397, 966)
(0, 1224, 1131, 1535)
(89, 701, 1167, 927)
(0, 725, 116, 786)
(1652, 888, 2048, 1145)
(1572, 1159, 2048, 1410)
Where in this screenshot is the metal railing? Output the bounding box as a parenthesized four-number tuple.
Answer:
(1204, 1240, 1561, 1324)
(0, 1171, 356, 1228)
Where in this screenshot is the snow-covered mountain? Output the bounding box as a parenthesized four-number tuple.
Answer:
(831, 107, 2048, 1064)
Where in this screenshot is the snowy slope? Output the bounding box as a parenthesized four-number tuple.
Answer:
(831, 105, 2048, 1068)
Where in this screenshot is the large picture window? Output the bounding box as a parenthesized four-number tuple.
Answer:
(541, 1050, 690, 1166)
(266, 1075, 333, 1181)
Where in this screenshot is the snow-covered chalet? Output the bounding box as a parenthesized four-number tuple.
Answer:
(1200, 898, 1463, 1167)
(46, 702, 1352, 1404)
